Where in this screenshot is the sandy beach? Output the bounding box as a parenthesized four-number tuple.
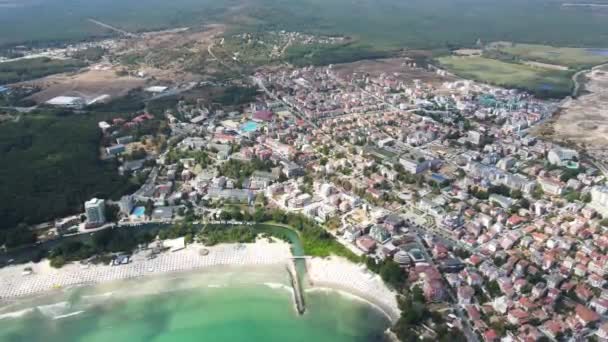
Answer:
(0, 238, 401, 326)
(0, 239, 291, 300)
(306, 257, 401, 322)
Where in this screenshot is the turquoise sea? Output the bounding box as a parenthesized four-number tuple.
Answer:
(0, 266, 390, 342)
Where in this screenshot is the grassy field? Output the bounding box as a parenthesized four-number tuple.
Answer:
(437, 56, 573, 98)
(486, 42, 608, 69)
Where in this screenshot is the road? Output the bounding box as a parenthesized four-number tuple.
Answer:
(87, 18, 136, 38)
(591, 160, 608, 179)
(412, 226, 479, 342)
(571, 62, 608, 97)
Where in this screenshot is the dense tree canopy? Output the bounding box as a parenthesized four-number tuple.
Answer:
(0, 111, 139, 230)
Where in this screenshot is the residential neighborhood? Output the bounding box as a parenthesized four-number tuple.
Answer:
(6, 56, 608, 342)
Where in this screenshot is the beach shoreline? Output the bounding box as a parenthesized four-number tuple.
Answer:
(306, 285, 399, 323)
(306, 257, 401, 323)
(0, 240, 400, 328)
(0, 239, 291, 301)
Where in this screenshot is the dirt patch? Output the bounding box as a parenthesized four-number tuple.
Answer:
(523, 60, 569, 71)
(133, 24, 225, 51)
(22, 68, 146, 103)
(20, 24, 230, 104)
(331, 58, 456, 86)
(533, 66, 608, 161)
(112, 24, 226, 82)
(453, 49, 482, 56)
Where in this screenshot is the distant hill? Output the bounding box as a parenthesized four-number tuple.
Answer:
(1, 0, 607, 51)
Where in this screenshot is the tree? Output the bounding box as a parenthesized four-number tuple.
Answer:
(581, 192, 592, 203)
(50, 255, 66, 268)
(487, 280, 502, 297)
(145, 199, 154, 218)
(564, 190, 581, 203)
(272, 209, 286, 223)
(519, 198, 530, 209)
(532, 187, 544, 200)
(230, 207, 243, 221)
(253, 208, 267, 222)
(365, 257, 380, 273)
(455, 168, 466, 179)
(219, 210, 231, 221)
(2, 225, 37, 249)
(411, 285, 425, 303)
(105, 203, 121, 222)
(510, 189, 523, 199)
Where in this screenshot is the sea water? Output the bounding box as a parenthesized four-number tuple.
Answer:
(0, 267, 390, 342)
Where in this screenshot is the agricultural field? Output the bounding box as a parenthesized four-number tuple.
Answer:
(436, 56, 573, 98)
(486, 42, 608, 69)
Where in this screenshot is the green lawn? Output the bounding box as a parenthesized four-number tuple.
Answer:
(437, 55, 573, 98)
(486, 42, 608, 69)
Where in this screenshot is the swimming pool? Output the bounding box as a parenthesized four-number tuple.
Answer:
(240, 121, 259, 133)
(132, 206, 145, 218)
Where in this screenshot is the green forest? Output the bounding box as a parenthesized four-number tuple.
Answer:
(245, 0, 608, 50)
(0, 57, 85, 85)
(0, 110, 139, 230)
(1, 0, 608, 51)
(285, 43, 392, 67)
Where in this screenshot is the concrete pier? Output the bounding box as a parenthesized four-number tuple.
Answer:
(286, 260, 305, 314)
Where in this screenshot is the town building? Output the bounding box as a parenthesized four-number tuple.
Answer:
(85, 198, 106, 227)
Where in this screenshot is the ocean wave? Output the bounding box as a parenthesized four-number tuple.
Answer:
(0, 308, 35, 320)
(306, 287, 372, 304)
(37, 301, 70, 318)
(305, 287, 332, 294)
(53, 310, 85, 320)
(263, 282, 293, 294)
(81, 292, 114, 301)
(307, 286, 397, 322)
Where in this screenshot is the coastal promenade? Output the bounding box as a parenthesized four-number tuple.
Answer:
(0, 240, 290, 299)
